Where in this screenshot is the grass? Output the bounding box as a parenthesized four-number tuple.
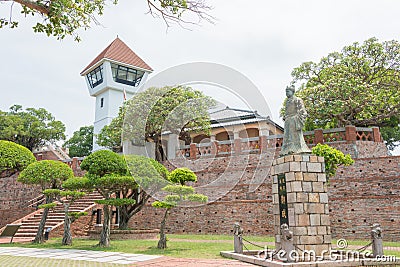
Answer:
(0, 235, 398, 260)
(0, 234, 272, 259)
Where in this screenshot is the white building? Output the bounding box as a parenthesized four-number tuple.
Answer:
(80, 37, 153, 151)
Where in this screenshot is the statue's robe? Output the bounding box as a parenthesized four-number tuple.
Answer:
(280, 96, 311, 156)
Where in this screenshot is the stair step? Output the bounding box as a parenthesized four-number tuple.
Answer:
(20, 223, 59, 228)
(6, 193, 104, 238)
(15, 233, 37, 238)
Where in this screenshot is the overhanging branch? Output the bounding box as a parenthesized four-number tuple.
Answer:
(12, 0, 50, 15)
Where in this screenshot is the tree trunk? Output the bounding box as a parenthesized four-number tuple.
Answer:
(157, 209, 169, 249)
(98, 205, 111, 247)
(62, 204, 72, 246)
(118, 208, 129, 230)
(33, 195, 52, 244)
(154, 136, 164, 162)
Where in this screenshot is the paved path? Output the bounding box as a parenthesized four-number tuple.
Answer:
(0, 247, 160, 265)
(0, 247, 255, 266)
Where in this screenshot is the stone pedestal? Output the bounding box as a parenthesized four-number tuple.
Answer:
(272, 154, 331, 256)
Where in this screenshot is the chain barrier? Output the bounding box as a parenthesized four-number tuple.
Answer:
(242, 237, 267, 249)
(242, 242, 250, 252)
(355, 241, 373, 252)
(241, 236, 283, 260)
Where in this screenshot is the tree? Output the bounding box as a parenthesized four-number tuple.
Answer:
(43, 177, 91, 245)
(0, 140, 36, 175)
(107, 86, 215, 162)
(117, 155, 168, 229)
(17, 160, 74, 244)
(290, 37, 400, 150)
(80, 150, 128, 247)
(99, 86, 216, 161)
(64, 126, 94, 157)
(152, 167, 207, 249)
(0, 0, 213, 41)
(312, 144, 354, 181)
(0, 105, 66, 151)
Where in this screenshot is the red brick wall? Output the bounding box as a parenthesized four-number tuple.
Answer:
(329, 156, 400, 241)
(130, 153, 400, 241)
(0, 171, 42, 227)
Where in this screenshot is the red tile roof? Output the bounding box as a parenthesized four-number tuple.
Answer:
(80, 37, 153, 75)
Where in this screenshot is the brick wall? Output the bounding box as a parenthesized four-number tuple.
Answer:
(0, 171, 42, 228)
(1, 139, 398, 241)
(130, 153, 400, 241)
(329, 156, 400, 241)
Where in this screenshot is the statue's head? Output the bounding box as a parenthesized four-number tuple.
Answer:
(286, 85, 295, 98)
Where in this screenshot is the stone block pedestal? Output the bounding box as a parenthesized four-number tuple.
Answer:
(272, 154, 331, 256)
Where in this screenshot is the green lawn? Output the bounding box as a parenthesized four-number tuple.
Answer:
(0, 235, 398, 259)
(0, 235, 272, 259)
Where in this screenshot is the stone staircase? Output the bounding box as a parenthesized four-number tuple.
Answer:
(3, 192, 103, 240)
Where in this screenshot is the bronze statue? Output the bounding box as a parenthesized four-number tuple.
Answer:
(280, 85, 311, 156)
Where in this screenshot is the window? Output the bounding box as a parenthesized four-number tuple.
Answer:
(86, 65, 103, 88)
(111, 63, 144, 87)
(100, 98, 104, 108)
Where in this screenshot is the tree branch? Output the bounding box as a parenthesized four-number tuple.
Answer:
(12, 0, 50, 15)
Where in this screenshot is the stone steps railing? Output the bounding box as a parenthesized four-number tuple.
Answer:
(177, 126, 382, 160)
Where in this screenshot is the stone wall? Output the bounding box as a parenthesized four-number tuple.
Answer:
(0, 171, 42, 228)
(130, 153, 400, 241)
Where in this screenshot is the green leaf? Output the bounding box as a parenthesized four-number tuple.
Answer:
(0, 140, 36, 173)
(39, 202, 57, 209)
(287, 37, 400, 150)
(18, 160, 74, 189)
(312, 144, 354, 180)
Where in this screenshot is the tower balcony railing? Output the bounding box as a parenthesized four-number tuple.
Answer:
(176, 126, 382, 160)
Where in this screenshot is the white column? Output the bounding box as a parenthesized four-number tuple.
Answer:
(260, 127, 269, 136)
(167, 133, 179, 160)
(210, 134, 216, 141)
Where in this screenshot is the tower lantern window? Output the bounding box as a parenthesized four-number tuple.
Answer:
(111, 63, 144, 87)
(86, 65, 104, 88)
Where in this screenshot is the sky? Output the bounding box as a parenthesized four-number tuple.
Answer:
(1, 0, 400, 144)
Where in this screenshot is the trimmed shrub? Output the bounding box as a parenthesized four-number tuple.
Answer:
(0, 140, 36, 173)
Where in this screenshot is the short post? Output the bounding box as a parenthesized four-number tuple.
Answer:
(71, 157, 79, 170)
(372, 127, 382, 142)
(189, 143, 197, 160)
(211, 141, 218, 155)
(281, 223, 295, 262)
(371, 223, 384, 257)
(234, 139, 241, 155)
(345, 125, 357, 143)
(313, 129, 324, 144)
(233, 222, 243, 254)
(259, 135, 267, 153)
(44, 227, 52, 241)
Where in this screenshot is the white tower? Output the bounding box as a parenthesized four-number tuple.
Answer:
(80, 37, 153, 151)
